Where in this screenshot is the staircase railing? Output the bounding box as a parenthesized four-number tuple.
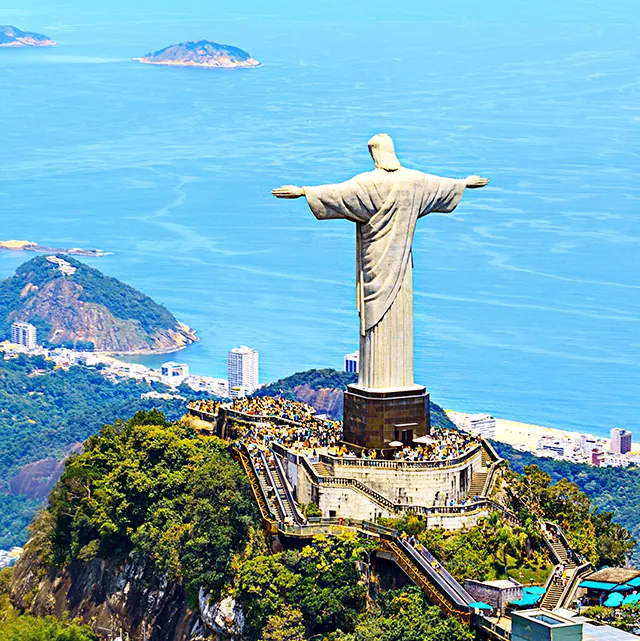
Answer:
(273, 452, 306, 525)
(558, 562, 593, 610)
(260, 450, 289, 523)
(233, 444, 277, 532)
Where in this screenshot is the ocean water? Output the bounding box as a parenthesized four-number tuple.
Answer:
(1, 0, 639, 437)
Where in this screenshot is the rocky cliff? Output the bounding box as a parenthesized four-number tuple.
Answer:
(135, 40, 260, 68)
(11, 546, 200, 641)
(0, 255, 197, 353)
(0, 25, 57, 47)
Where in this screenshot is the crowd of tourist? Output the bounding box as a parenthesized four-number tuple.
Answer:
(188, 399, 220, 415)
(245, 416, 343, 453)
(189, 395, 479, 464)
(392, 427, 481, 463)
(230, 396, 317, 424)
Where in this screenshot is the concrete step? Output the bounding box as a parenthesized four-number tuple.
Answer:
(312, 461, 333, 477)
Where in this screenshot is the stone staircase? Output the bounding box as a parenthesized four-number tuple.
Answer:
(467, 468, 488, 498)
(540, 523, 577, 610)
(312, 461, 333, 477)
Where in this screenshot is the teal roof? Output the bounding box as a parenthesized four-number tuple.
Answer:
(469, 601, 493, 609)
(627, 577, 640, 588)
(611, 583, 635, 592)
(580, 580, 618, 590)
(510, 594, 542, 607)
(524, 586, 546, 595)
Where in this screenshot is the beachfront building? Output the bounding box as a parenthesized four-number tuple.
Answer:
(465, 414, 496, 439)
(161, 362, 190, 386)
(11, 321, 37, 349)
(610, 428, 632, 455)
(593, 451, 632, 468)
(344, 351, 359, 374)
(228, 346, 259, 398)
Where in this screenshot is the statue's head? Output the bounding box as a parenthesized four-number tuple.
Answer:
(368, 133, 401, 172)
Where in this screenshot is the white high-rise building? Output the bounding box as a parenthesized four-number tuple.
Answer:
(611, 428, 632, 455)
(344, 351, 359, 374)
(465, 414, 496, 439)
(228, 346, 259, 398)
(160, 362, 190, 386)
(11, 322, 37, 349)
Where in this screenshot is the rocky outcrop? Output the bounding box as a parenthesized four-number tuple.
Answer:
(10, 278, 196, 353)
(8, 443, 83, 500)
(1, 255, 198, 354)
(199, 590, 245, 640)
(10, 541, 247, 641)
(291, 384, 344, 419)
(135, 40, 260, 69)
(11, 546, 199, 641)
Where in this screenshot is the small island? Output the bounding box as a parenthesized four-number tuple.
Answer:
(0, 25, 57, 47)
(0, 240, 107, 257)
(134, 40, 260, 69)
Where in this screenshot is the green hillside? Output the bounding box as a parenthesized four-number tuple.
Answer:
(0, 256, 196, 352)
(0, 355, 200, 548)
(493, 440, 640, 565)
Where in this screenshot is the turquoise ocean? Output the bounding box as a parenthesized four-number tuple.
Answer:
(1, 0, 639, 437)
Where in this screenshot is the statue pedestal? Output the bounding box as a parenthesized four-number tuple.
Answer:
(342, 384, 430, 451)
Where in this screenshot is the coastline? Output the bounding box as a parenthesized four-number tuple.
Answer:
(446, 410, 640, 456)
(133, 57, 261, 69)
(0, 40, 57, 48)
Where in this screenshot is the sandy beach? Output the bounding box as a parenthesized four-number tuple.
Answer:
(446, 411, 640, 456)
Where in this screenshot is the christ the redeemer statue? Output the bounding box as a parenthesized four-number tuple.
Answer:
(273, 134, 488, 391)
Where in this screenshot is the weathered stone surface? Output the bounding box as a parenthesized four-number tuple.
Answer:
(11, 545, 198, 641)
(199, 591, 245, 640)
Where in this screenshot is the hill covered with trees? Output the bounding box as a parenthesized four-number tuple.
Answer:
(0, 355, 197, 548)
(5, 411, 473, 641)
(0, 255, 197, 352)
(493, 440, 640, 565)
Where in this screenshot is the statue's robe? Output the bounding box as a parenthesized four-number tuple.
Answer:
(304, 167, 466, 389)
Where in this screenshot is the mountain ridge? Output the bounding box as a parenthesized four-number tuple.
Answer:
(0, 255, 197, 353)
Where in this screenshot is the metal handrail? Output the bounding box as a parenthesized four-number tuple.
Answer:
(259, 450, 288, 524)
(558, 562, 593, 609)
(273, 451, 306, 525)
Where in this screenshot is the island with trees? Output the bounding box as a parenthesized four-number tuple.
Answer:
(0, 26, 57, 47)
(134, 40, 260, 68)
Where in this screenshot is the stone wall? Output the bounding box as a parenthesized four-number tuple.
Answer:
(464, 579, 522, 612)
(322, 450, 482, 506)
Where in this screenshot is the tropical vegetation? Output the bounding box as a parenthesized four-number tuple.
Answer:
(45, 411, 258, 605)
(495, 441, 640, 565)
(0, 355, 194, 548)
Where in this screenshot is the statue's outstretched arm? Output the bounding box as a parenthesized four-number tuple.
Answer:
(272, 185, 305, 199)
(465, 176, 489, 189)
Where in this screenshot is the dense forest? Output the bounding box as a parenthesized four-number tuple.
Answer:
(0, 255, 179, 342)
(2, 411, 473, 641)
(0, 355, 195, 548)
(494, 441, 640, 565)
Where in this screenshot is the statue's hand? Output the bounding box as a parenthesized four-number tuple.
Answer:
(465, 176, 489, 189)
(272, 185, 305, 199)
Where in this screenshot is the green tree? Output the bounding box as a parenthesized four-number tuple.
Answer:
(46, 413, 258, 606)
(260, 606, 305, 641)
(0, 613, 96, 641)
